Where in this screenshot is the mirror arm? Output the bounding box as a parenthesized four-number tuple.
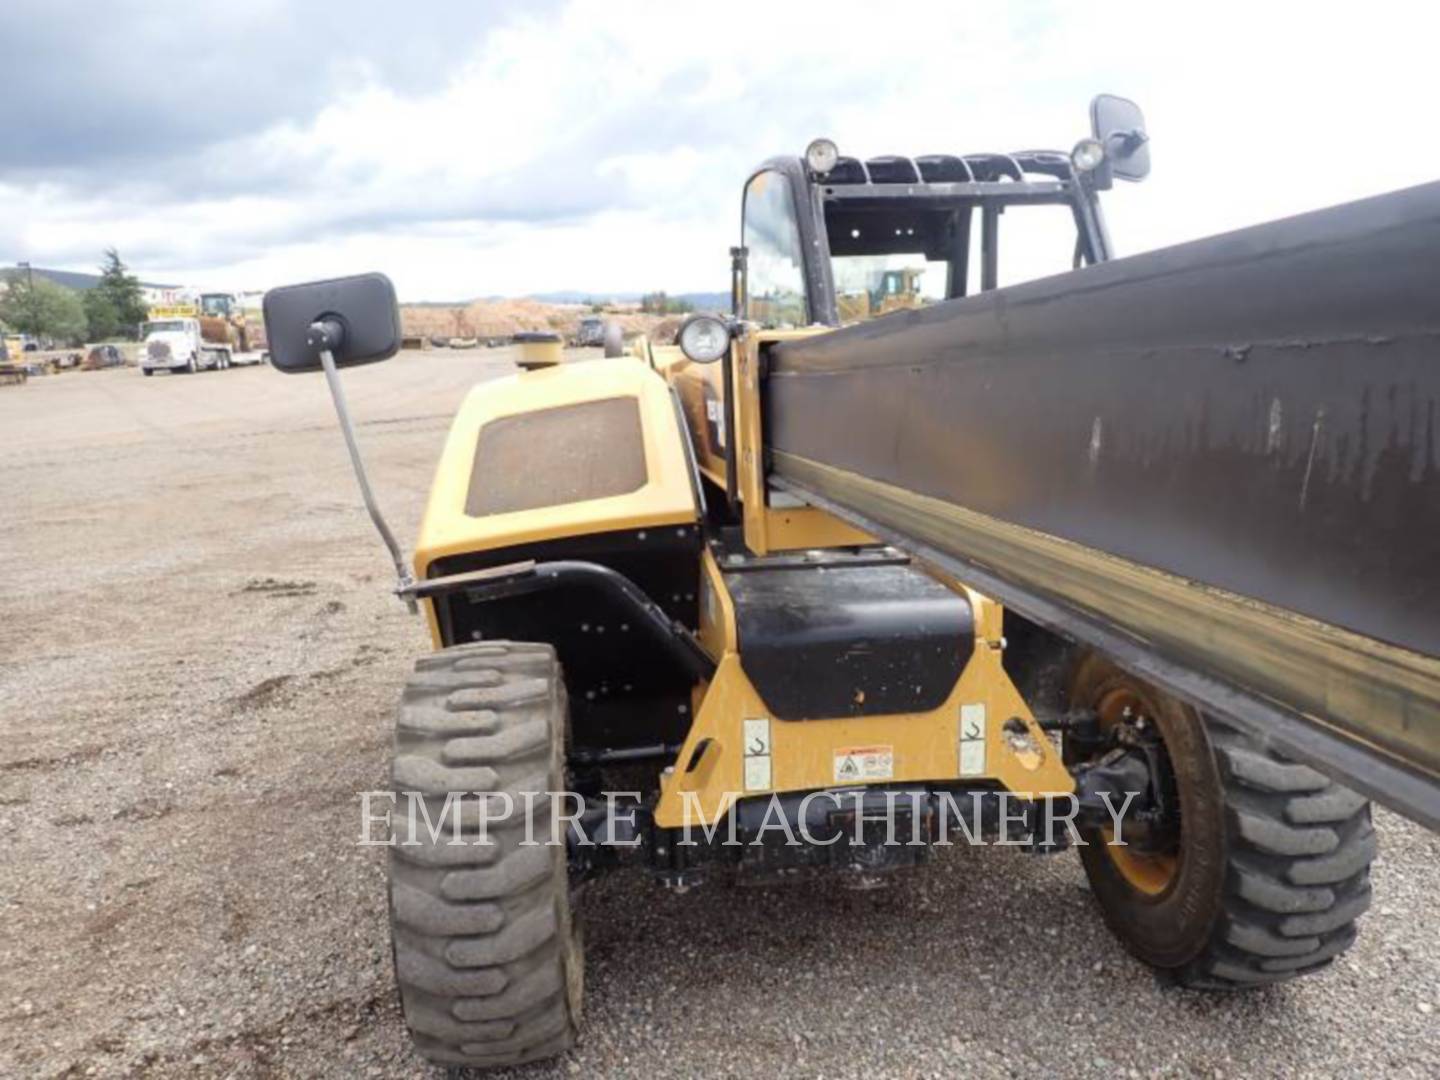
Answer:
(1110, 129, 1150, 154)
(316, 335, 418, 613)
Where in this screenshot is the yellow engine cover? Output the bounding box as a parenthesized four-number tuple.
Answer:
(414, 358, 699, 640)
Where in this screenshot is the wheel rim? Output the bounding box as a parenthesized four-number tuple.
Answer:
(1092, 683, 1181, 897)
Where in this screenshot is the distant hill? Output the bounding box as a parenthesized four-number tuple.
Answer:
(3, 265, 177, 290)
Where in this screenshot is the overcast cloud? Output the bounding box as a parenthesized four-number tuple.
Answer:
(2, 1, 1438, 299)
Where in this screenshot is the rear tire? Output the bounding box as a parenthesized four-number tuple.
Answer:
(1069, 653, 1374, 989)
(389, 641, 581, 1068)
(602, 321, 624, 358)
(142, 368, 153, 377)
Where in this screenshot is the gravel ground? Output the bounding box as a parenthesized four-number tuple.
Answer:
(0, 355, 1436, 1079)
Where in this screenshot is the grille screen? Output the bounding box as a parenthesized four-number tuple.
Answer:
(465, 396, 647, 516)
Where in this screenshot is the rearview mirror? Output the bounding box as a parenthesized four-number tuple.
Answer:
(262, 272, 402, 374)
(1090, 94, 1150, 182)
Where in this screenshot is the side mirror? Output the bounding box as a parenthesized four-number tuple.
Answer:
(262, 272, 402, 374)
(1090, 94, 1150, 182)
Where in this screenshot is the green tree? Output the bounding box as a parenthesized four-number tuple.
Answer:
(91, 248, 148, 337)
(640, 291, 694, 315)
(83, 288, 122, 340)
(0, 272, 87, 344)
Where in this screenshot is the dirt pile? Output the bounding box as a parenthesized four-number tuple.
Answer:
(401, 300, 677, 343)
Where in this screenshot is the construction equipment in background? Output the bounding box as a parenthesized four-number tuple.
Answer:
(570, 315, 606, 347)
(0, 335, 28, 383)
(0, 333, 25, 386)
(198, 292, 263, 359)
(837, 266, 929, 321)
(81, 344, 127, 370)
(262, 93, 1438, 1069)
(141, 294, 265, 374)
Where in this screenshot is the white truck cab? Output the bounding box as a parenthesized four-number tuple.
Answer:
(140, 317, 207, 375)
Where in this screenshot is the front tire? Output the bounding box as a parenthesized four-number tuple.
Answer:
(389, 641, 581, 1068)
(1069, 653, 1374, 989)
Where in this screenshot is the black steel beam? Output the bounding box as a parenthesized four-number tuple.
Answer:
(766, 180, 1440, 825)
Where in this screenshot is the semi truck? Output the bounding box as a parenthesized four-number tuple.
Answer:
(140, 293, 263, 375)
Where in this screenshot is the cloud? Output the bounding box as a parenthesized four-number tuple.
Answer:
(0, 1, 535, 173)
(3, 0, 1439, 299)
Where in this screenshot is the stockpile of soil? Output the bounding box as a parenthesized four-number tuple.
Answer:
(401, 301, 674, 342)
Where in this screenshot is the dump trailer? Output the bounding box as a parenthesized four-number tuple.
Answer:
(262, 95, 1438, 1069)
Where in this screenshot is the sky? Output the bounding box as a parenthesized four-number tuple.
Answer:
(2, 0, 1438, 301)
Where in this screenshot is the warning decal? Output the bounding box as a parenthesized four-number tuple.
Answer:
(743, 717, 771, 792)
(833, 745, 894, 783)
(958, 702, 987, 777)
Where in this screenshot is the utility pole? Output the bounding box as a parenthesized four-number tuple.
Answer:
(16, 261, 38, 339)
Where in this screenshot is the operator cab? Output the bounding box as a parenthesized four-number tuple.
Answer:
(199, 293, 236, 318)
(738, 93, 1149, 329)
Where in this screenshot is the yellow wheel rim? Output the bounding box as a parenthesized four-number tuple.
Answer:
(1102, 825, 1179, 895)
(1094, 685, 1181, 897)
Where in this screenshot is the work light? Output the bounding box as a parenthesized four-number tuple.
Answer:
(677, 314, 731, 363)
(1070, 137, 1106, 173)
(805, 137, 840, 176)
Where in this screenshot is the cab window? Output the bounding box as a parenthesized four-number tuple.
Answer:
(831, 253, 946, 323)
(743, 170, 809, 327)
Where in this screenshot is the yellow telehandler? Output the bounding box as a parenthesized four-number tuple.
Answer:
(262, 95, 1438, 1068)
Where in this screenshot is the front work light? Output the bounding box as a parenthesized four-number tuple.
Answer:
(1071, 137, 1106, 173)
(805, 137, 840, 176)
(677, 314, 731, 364)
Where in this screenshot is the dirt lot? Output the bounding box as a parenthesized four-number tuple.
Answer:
(1, 355, 1437, 1079)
